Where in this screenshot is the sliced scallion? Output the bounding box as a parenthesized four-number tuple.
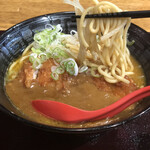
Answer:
(51, 66, 57, 72)
(66, 61, 75, 75)
(51, 72, 59, 80)
(79, 66, 88, 73)
(56, 66, 65, 74)
(60, 58, 78, 76)
(32, 58, 42, 70)
(39, 53, 48, 63)
(127, 40, 135, 46)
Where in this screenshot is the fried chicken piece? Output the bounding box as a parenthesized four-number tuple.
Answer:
(93, 76, 138, 97)
(37, 59, 64, 91)
(115, 76, 138, 97)
(37, 59, 54, 87)
(93, 77, 112, 92)
(19, 59, 64, 90)
(21, 61, 35, 88)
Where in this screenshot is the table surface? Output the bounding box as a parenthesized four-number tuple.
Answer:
(0, 0, 150, 31)
(1, 1, 150, 149)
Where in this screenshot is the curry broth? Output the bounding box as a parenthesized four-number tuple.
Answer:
(5, 56, 145, 128)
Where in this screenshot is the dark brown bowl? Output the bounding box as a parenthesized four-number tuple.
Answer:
(0, 12, 150, 134)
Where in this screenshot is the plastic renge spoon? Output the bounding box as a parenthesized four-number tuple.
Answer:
(32, 86, 150, 123)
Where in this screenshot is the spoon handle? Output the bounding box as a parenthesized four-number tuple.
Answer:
(94, 90, 150, 121)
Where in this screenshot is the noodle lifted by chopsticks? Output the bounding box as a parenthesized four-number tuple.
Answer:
(64, 0, 134, 84)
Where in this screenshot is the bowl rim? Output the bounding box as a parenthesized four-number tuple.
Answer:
(1, 11, 150, 134)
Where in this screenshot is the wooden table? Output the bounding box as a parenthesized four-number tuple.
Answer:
(0, 0, 150, 32)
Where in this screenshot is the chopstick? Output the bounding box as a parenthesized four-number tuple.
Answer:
(73, 10, 150, 19)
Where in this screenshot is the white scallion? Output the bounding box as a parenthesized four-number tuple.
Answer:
(60, 58, 78, 76)
(56, 66, 65, 74)
(79, 66, 88, 73)
(51, 66, 57, 72)
(51, 72, 59, 80)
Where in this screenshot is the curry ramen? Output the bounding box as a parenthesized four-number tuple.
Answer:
(5, 0, 145, 128)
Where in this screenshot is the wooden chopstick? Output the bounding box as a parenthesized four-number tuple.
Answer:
(73, 10, 150, 19)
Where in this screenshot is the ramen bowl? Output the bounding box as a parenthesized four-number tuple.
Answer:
(0, 12, 150, 134)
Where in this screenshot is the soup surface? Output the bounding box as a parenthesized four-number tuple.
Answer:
(5, 56, 145, 128)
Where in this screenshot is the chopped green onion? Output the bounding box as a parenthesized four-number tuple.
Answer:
(60, 58, 78, 76)
(29, 24, 78, 72)
(67, 61, 75, 68)
(32, 58, 42, 70)
(52, 47, 68, 63)
(31, 47, 43, 54)
(60, 61, 68, 69)
(51, 72, 59, 80)
(33, 24, 62, 49)
(51, 66, 57, 72)
(51, 65, 64, 81)
(79, 66, 88, 73)
(29, 54, 36, 63)
(56, 66, 65, 74)
(127, 40, 135, 46)
(39, 53, 48, 63)
(66, 61, 75, 75)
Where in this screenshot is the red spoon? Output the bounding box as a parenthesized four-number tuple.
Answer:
(32, 86, 150, 123)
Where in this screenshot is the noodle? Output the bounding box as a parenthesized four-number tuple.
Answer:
(64, 0, 134, 84)
(6, 43, 33, 81)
